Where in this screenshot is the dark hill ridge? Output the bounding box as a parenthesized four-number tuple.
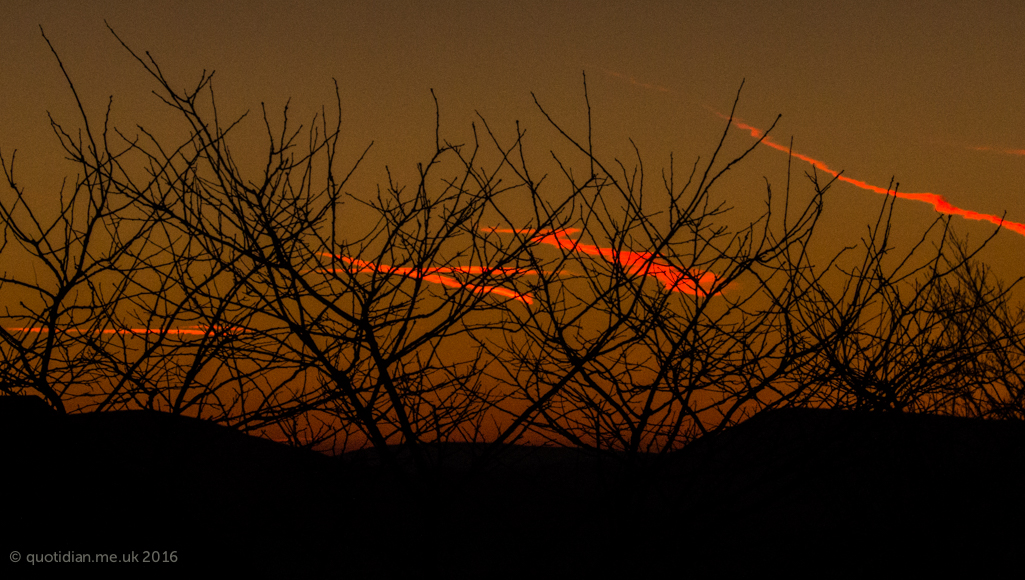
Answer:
(661, 407, 1025, 517)
(1, 397, 351, 575)
(654, 408, 1025, 566)
(2, 396, 1023, 574)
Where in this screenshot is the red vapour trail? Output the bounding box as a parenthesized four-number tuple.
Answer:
(484, 228, 721, 297)
(318, 254, 537, 304)
(727, 117, 1025, 237)
(599, 68, 1025, 238)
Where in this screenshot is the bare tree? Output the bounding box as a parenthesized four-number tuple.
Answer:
(468, 78, 835, 464)
(0, 29, 169, 415)
(3, 26, 1023, 480)
(469, 76, 1025, 465)
(26, 25, 552, 471)
(786, 192, 1023, 416)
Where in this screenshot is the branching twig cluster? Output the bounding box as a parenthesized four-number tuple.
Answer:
(1, 27, 1022, 472)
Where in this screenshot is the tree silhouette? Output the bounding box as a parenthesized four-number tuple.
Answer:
(793, 209, 1023, 415)
(469, 78, 1024, 467)
(469, 80, 828, 463)
(1, 25, 1023, 479)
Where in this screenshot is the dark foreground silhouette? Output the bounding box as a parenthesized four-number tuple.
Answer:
(3, 396, 1023, 574)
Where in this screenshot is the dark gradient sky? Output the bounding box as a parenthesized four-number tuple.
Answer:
(3, 0, 1024, 283)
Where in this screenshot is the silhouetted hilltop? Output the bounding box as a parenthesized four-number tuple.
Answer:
(653, 407, 1025, 571)
(2, 396, 347, 575)
(663, 406, 1025, 513)
(3, 397, 1023, 574)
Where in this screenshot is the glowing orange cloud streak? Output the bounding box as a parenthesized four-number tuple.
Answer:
(600, 68, 1024, 237)
(318, 254, 537, 304)
(484, 228, 721, 296)
(727, 118, 1025, 237)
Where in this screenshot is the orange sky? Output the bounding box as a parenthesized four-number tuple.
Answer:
(5, 2, 1025, 466)
(2, 1, 1023, 286)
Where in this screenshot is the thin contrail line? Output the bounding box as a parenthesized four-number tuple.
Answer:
(317, 254, 537, 304)
(968, 144, 1025, 157)
(600, 69, 1025, 238)
(484, 228, 721, 296)
(724, 117, 1025, 237)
